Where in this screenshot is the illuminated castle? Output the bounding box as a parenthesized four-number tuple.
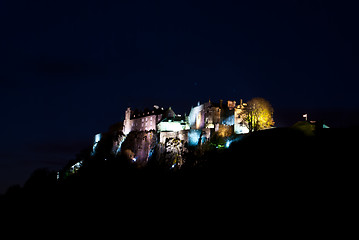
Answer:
(122, 105, 181, 135)
(122, 99, 249, 146)
(187, 99, 248, 134)
(85, 99, 250, 170)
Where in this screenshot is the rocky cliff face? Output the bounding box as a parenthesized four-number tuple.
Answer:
(120, 130, 158, 166)
(150, 137, 187, 169)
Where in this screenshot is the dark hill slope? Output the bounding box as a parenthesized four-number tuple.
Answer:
(1, 127, 356, 215)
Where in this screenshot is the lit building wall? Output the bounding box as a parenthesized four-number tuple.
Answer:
(189, 101, 224, 130)
(204, 106, 222, 129)
(227, 100, 236, 110)
(123, 107, 163, 134)
(189, 104, 204, 129)
(123, 108, 132, 135)
(130, 115, 160, 132)
(157, 120, 189, 132)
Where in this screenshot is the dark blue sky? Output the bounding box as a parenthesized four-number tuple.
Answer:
(1, 0, 359, 193)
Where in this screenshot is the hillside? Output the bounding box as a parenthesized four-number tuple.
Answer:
(1, 126, 356, 208)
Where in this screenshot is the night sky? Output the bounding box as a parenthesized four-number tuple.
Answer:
(1, 0, 359, 193)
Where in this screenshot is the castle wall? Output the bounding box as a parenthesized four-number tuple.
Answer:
(189, 104, 204, 129)
(123, 108, 132, 135)
(130, 114, 161, 132)
(189, 101, 224, 130)
(205, 106, 221, 127)
(123, 107, 163, 134)
(122, 100, 248, 163)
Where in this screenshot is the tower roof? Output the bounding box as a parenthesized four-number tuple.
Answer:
(163, 107, 176, 118)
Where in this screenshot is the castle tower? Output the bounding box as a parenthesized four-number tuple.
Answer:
(123, 107, 132, 135)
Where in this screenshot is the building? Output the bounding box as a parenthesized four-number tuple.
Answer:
(157, 114, 189, 132)
(88, 99, 249, 167)
(123, 105, 168, 134)
(188, 99, 249, 134)
(157, 99, 249, 146)
(122, 99, 249, 144)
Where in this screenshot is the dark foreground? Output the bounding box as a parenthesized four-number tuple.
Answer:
(1, 127, 356, 234)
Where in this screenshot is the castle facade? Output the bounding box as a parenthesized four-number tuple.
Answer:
(89, 99, 250, 167)
(188, 99, 248, 134)
(122, 99, 249, 146)
(123, 106, 167, 134)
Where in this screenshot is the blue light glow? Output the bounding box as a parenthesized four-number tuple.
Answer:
(188, 129, 202, 146)
(222, 115, 234, 125)
(148, 147, 154, 159)
(91, 133, 102, 156)
(225, 135, 245, 148)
